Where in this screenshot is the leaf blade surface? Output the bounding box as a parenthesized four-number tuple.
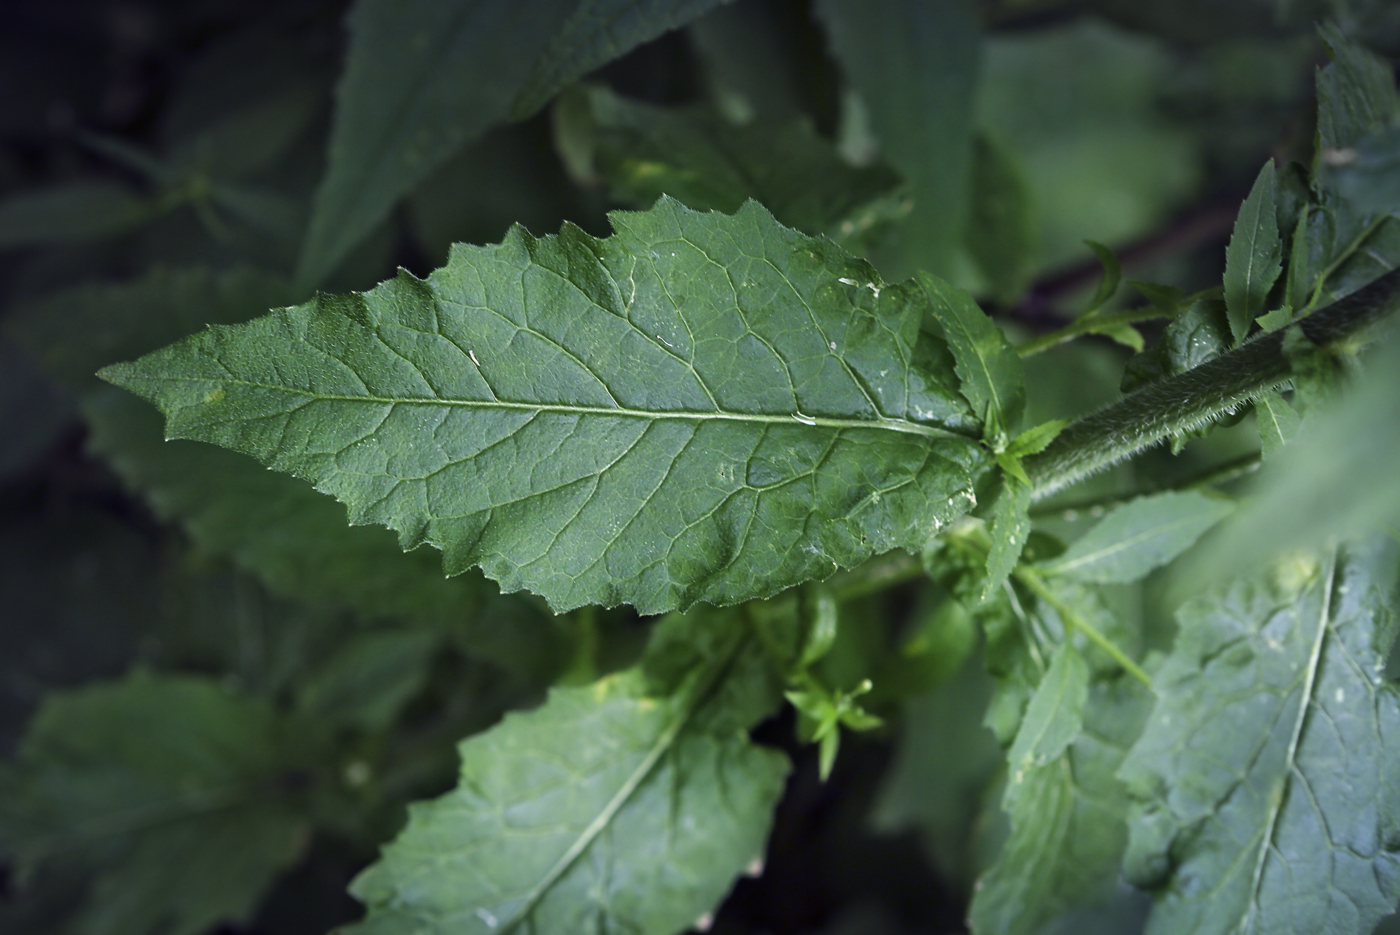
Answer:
(105, 199, 987, 613)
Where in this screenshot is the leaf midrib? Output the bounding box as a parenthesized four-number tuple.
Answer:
(156, 374, 968, 440)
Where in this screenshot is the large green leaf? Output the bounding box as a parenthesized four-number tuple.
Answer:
(296, 0, 576, 288)
(0, 673, 313, 935)
(1119, 542, 1400, 935)
(511, 0, 729, 119)
(815, 0, 980, 279)
(344, 621, 789, 935)
(104, 199, 988, 613)
(555, 84, 903, 238)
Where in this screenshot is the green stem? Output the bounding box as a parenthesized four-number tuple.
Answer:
(1012, 565, 1155, 690)
(1016, 307, 1170, 358)
(1023, 265, 1400, 499)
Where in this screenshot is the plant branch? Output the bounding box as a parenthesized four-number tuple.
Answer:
(1023, 266, 1400, 499)
(1011, 565, 1154, 690)
(1016, 307, 1170, 359)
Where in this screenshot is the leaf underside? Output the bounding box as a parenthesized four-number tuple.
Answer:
(104, 199, 988, 614)
(1120, 542, 1400, 935)
(344, 667, 788, 935)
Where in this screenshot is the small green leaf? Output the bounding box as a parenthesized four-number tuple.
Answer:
(1120, 543, 1400, 935)
(1224, 160, 1283, 346)
(103, 199, 988, 614)
(0, 673, 312, 935)
(983, 479, 1031, 603)
(295, 0, 577, 287)
(1003, 419, 1067, 461)
(1005, 642, 1088, 785)
(918, 272, 1025, 434)
(815, 0, 980, 278)
(1082, 240, 1123, 316)
(0, 181, 159, 250)
(345, 659, 789, 935)
(1036, 490, 1233, 585)
(512, 0, 727, 120)
(555, 84, 903, 237)
(798, 586, 840, 670)
(1255, 304, 1293, 333)
(1254, 391, 1300, 460)
(1128, 281, 1184, 314)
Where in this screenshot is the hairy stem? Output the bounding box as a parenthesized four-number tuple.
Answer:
(1024, 266, 1400, 499)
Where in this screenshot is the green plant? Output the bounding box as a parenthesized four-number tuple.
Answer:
(4, 3, 1400, 935)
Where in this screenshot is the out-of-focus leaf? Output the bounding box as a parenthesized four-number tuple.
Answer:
(0, 181, 159, 250)
(1224, 160, 1283, 346)
(815, 0, 979, 278)
(1185, 335, 1400, 584)
(0, 673, 313, 935)
(343, 638, 789, 935)
(1316, 24, 1399, 154)
(104, 199, 988, 614)
(512, 0, 728, 119)
(969, 672, 1152, 935)
(296, 0, 577, 288)
(870, 652, 1002, 892)
(0, 340, 73, 483)
(1120, 542, 1400, 935)
(966, 131, 1036, 303)
(295, 629, 441, 732)
(554, 84, 903, 238)
(166, 84, 324, 181)
(686, 0, 809, 121)
(1036, 491, 1234, 585)
(978, 21, 1201, 271)
(0, 506, 157, 756)
(1254, 391, 1300, 459)
(1005, 641, 1088, 786)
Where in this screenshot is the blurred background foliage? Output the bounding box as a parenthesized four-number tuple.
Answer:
(0, 1, 1394, 933)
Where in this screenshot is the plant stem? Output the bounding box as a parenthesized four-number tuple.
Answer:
(1011, 565, 1155, 690)
(1016, 307, 1169, 358)
(1023, 265, 1400, 499)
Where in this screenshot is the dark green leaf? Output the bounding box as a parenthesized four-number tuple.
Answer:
(295, 0, 576, 287)
(0, 181, 159, 250)
(1315, 25, 1399, 154)
(1121, 298, 1230, 393)
(870, 653, 1002, 891)
(344, 656, 789, 935)
(1223, 160, 1283, 346)
(555, 84, 903, 238)
(103, 199, 988, 614)
(815, 0, 980, 278)
(1004, 420, 1067, 461)
(512, 0, 728, 120)
(967, 131, 1037, 303)
(1327, 124, 1400, 217)
(1120, 542, 1400, 935)
(1035, 491, 1234, 585)
(0, 673, 312, 935)
(295, 629, 441, 732)
(918, 272, 1025, 435)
